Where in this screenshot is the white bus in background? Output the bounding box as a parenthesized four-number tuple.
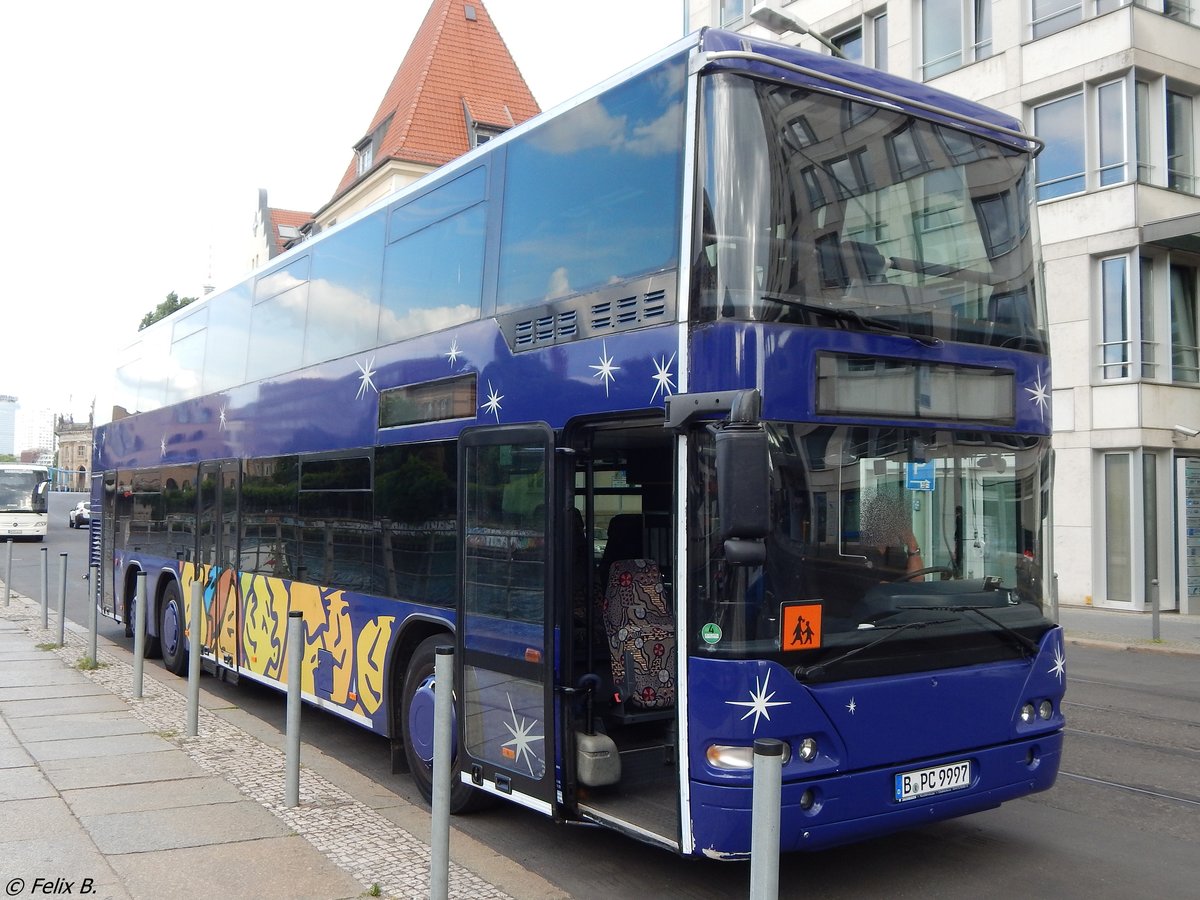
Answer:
(0, 463, 50, 541)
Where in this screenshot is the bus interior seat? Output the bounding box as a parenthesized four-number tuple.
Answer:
(602, 558, 676, 717)
(598, 513, 644, 586)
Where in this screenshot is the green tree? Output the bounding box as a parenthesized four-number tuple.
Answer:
(139, 291, 197, 331)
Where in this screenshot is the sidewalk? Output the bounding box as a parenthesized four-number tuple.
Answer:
(1057, 603, 1200, 656)
(0, 587, 566, 900)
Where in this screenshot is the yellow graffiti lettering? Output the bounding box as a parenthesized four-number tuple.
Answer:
(356, 616, 395, 715)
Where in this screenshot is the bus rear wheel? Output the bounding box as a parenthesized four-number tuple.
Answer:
(159, 581, 188, 676)
(400, 635, 491, 813)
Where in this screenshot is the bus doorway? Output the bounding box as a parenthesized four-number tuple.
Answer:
(566, 419, 680, 850)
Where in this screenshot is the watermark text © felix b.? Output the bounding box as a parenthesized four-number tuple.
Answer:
(5, 878, 96, 896)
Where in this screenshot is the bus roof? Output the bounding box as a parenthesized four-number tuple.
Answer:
(697, 28, 1038, 155)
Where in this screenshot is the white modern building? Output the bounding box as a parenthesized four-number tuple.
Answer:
(692, 1, 1200, 613)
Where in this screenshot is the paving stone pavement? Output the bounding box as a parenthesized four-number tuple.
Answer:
(0, 587, 541, 900)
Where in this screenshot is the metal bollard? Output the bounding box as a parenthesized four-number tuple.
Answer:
(430, 645, 454, 900)
(749, 738, 784, 900)
(132, 571, 147, 699)
(88, 564, 99, 664)
(186, 580, 202, 736)
(285, 610, 303, 807)
(3, 539, 11, 607)
(40, 547, 48, 629)
(57, 553, 68, 645)
(1151, 577, 1160, 642)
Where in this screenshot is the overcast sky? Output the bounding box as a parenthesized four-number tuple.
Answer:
(0, 0, 686, 423)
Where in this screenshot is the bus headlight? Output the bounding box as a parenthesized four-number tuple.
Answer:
(797, 737, 818, 762)
(706, 743, 792, 770)
(1038, 700, 1053, 720)
(1020, 702, 1035, 723)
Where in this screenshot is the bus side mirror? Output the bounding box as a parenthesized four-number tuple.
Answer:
(36, 481, 49, 497)
(715, 424, 769, 566)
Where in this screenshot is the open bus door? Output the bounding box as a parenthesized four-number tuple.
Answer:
(457, 425, 557, 814)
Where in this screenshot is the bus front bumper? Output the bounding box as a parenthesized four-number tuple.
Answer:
(689, 731, 1062, 857)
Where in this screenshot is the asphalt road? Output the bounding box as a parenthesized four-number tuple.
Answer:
(6, 492, 1198, 897)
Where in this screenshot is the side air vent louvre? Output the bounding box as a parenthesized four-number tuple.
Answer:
(497, 271, 677, 352)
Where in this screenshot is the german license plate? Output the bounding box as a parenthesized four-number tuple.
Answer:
(895, 760, 972, 802)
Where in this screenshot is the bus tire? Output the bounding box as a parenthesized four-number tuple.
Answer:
(400, 635, 492, 813)
(159, 580, 188, 676)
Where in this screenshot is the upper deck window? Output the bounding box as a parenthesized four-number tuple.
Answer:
(693, 73, 1047, 354)
(496, 54, 686, 311)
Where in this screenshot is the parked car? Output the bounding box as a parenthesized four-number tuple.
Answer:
(68, 501, 91, 528)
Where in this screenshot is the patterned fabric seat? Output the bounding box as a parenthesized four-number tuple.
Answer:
(601, 559, 676, 710)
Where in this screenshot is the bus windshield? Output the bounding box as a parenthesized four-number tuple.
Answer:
(0, 467, 49, 514)
(689, 424, 1053, 677)
(694, 73, 1047, 352)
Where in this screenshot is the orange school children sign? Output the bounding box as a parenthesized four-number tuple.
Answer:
(781, 601, 823, 651)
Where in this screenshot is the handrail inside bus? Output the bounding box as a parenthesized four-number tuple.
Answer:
(694, 49, 1044, 155)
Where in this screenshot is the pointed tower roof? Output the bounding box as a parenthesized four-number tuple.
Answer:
(330, 0, 540, 203)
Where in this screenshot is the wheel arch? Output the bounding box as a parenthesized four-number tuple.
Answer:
(387, 614, 454, 769)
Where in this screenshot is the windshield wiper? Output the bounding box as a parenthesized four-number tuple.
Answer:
(794, 616, 957, 681)
(901, 605, 1040, 658)
(762, 293, 943, 348)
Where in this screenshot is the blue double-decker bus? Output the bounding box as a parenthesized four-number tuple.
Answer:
(93, 27, 1064, 857)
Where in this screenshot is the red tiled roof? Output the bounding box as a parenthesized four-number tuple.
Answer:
(330, 0, 540, 201)
(269, 208, 312, 256)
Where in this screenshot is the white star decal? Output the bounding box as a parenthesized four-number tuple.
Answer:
(589, 341, 621, 397)
(218, 405, 228, 431)
(160, 435, 167, 457)
(725, 669, 790, 734)
(1026, 368, 1050, 422)
(1048, 642, 1066, 682)
(481, 381, 503, 422)
(502, 693, 544, 777)
(446, 338, 461, 367)
(650, 352, 676, 403)
(355, 357, 378, 401)
(846, 697, 857, 715)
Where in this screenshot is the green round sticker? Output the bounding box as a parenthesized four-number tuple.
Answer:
(701, 622, 722, 645)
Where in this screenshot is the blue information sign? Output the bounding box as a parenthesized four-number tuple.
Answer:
(905, 461, 935, 492)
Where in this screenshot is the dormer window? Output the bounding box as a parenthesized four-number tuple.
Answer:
(472, 123, 505, 147)
(355, 137, 374, 176)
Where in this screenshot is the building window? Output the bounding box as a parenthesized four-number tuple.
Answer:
(921, 0, 991, 79)
(720, 0, 745, 26)
(833, 26, 863, 64)
(1167, 90, 1195, 193)
(1136, 80, 1152, 182)
(355, 139, 373, 176)
(1032, 0, 1083, 39)
(1034, 93, 1085, 200)
(1098, 80, 1128, 186)
(1150, 0, 1199, 26)
(830, 10, 888, 70)
(1170, 263, 1199, 382)
(1101, 256, 1130, 379)
(1104, 452, 1132, 604)
(1140, 257, 1157, 377)
(873, 13, 889, 70)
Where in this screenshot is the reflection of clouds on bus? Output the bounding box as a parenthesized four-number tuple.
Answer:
(530, 97, 683, 157)
(378, 303, 478, 344)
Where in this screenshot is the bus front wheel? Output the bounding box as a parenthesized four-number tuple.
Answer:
(400, 635, 491, 813)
